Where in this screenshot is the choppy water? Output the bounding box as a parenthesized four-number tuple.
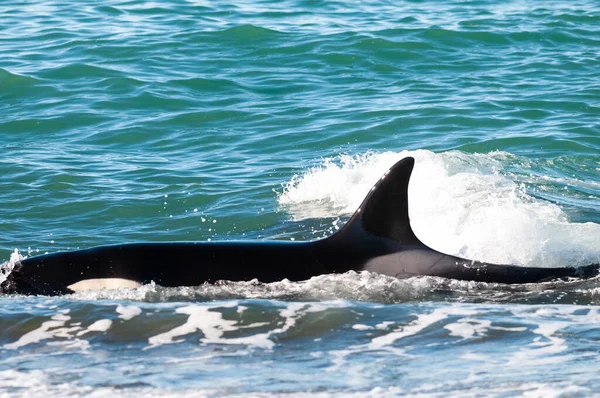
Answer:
(1, 0, 600, 396)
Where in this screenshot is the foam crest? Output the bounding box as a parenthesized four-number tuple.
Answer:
(368, 306, 475, 350)
(4, 311, 75, 350)
(67, 272, 442, 303)
(147, 301, 350, 350)
(64, 270, 600, 306)
(278, 150, 600, 267)
(4, 309, 114, 350)
(116, 305, 142, 321)
(147, 305, 242, 348)
(506, 306, 600, 367)
(444, 318, 492, 340)
(279, 150, 419, 218)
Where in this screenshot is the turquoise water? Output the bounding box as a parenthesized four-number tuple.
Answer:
(1, 0, 600, 396)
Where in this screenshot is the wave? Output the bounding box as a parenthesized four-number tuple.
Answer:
(0, 68, 40, 89)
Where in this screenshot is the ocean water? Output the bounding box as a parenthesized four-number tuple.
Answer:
(1, 0, 600, 396)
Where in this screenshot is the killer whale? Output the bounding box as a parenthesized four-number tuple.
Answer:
(2, 157, 598, 295)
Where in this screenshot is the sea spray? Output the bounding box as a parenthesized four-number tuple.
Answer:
(279, 150, 600, 267)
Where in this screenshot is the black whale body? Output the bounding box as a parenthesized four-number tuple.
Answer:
(2, 157, 598, 295)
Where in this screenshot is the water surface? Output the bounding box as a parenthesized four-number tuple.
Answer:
(1, 0, 599, 396)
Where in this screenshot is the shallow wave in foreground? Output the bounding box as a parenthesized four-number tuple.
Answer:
(2, 295, 600, 396)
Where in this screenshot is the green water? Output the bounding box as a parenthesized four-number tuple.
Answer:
(1, 1, 600, 396)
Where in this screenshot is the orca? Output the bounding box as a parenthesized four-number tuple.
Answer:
(2, 157, 598, 295)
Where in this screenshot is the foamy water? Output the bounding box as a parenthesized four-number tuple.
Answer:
(2, 296, 600, 397)
(279, 150, 600, 267)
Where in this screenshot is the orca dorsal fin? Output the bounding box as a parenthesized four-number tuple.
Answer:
(337, 157, 425, 246)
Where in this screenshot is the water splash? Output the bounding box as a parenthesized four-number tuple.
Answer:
(0, 249, 24, 287)
(278, 150, 600, 267)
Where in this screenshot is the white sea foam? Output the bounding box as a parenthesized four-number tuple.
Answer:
(375, 321, 394, 330)
(0, 302, 595, 398)
(67, 271, 446, 304)
(506, 306, 600, 367)
(352, 324, 373, 331)
(368, 306, 476, 350)
(0, 368, 585, 398)
(147, 303, 278, 349)
(147, 305, 236, 348)
(116, 305, 142, 321)
(147, 301, 350, 350)
(444, 318, 491, 340)
(278, 150, 600, 267)
(5, 308, 115, 350)
(76, 319, 113, 337)
(4, 312, 77, 350)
